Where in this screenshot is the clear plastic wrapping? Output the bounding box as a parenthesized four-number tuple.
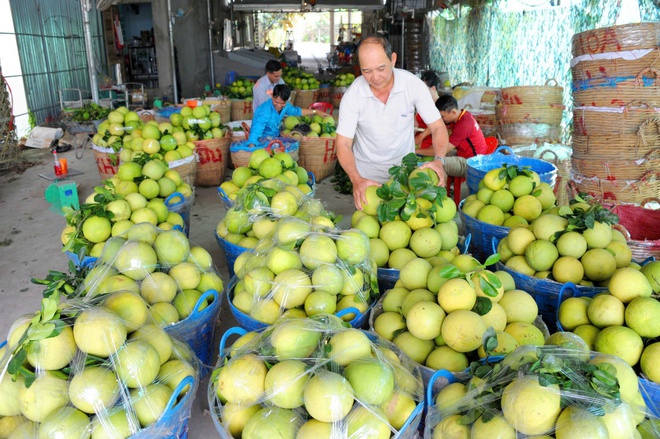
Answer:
(208, 315, 425, 439)
(425, 344, 660, 438)
(228, 216, 378, 326)
(0, 286, 200, 439)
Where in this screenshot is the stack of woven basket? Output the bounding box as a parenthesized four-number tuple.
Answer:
(570, 22, 660, 203)
(453, 85, 499, 137)
(495, 80, 564, 149)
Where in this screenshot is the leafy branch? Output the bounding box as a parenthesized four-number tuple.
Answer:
(551, 194, 619, 243)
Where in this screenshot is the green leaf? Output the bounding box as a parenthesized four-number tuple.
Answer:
(473, 297, 493, 316)
(27, 322, 56, 341)
(41, 297, 59, 322)
(483, 254, 501, 267)
(438, 265, 461, 279)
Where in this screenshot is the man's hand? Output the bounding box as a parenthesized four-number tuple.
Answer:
(421, 159, 447, 188)
(353, 177, 381, 210)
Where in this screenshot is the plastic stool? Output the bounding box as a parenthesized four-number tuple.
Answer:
(446, 176, 465, 205)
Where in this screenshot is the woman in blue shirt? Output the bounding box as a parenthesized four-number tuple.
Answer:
(247, 84, 329, 144)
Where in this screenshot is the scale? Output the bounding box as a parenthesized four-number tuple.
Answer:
(44, 181, 80, 215)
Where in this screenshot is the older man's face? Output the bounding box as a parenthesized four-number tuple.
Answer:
(267, 69, 282, 84)
(358, 43, 397, 91)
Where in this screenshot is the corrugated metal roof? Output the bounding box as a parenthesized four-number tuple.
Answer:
(9, 0, 106, 124)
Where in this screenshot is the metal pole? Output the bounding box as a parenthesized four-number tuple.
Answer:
(400, 15, 405, 69)
(207, 0, 215, 86)
(81, 0, 99, 103)
(167, 0, 178, 103)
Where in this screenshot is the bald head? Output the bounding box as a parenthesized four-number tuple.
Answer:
(357, 35, 393, 64)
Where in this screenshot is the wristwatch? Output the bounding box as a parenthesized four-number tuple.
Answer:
(312, 109, 317, 115)
(434, 156, 445, 165)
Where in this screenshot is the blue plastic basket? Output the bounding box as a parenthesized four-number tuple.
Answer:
(165, 191, 194, 236)
(466, 146, 558, 195)
(137, 375, 197, 439)
(376, 233, 472, 292)
(155, 106, 182, 121)
(214, 232, 252, 278)
(459, 199, 509, 264)
(230, 137, 300, 155)
(226, 276, 374, 331)
(217, 171, 317, 209)
(209, 327, 424, 439)
(65, 251, 98, 268)
(164, 289, 223, 370)
(639, 377, 660, 418)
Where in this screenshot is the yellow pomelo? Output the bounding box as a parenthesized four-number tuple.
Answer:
(392, 331, 434, 364)
(552, 256, 585, 284)
(426, 345, 468, 371)
(606, 240, 633, 268)
(441, 310, 487, 353)
(625, 297, 660, 338)
(581, 248, 617, 282)
(507, 227, 536, 255)
(583, 221, 613, 249)
(490, 189, 515, 213)
(501, 375, 561, 436)
(477, 331, 519, 358)
(509, 175, 534, 197)
(380, 220, 412, 251)
(388, 247, 417, 269)
(462, 199, 485, 218)
(471, 415, 516, 439)
(524, 239, 559, 272)
(608, 267, 653, 303)
(558, 297, 591, 330)
(373, 312, 407, 341)
(505, 255, 536, 276)
(407, 301, 446, 340)
(435, 382, 467, 412)
(530, 214, 567, 241)
(640, 342, 660, 383)
(400, 258, 433, 290)
(470, 270, 504, 302)
(362, 185, 382, 216)
(573, 324, 600, 350)
(432, 414, 469, 439)
(555, 406, 608, 439)
(594, 325, 644, 366)
(587, 294, 624, 327)
(483, 168, 507, 191)
(512, 195, 543, 222)
(556, 231, 588, 258)
(498, 289, 538, 323)
(477, 204, 505, 226)
(437, 278, 477, 313)
(481, 302, 507, 332)
(504, 322, 545, 346)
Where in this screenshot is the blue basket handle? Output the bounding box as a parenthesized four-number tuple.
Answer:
(189, 289, 218, 317)
(217, 186, 231, 203)
(494, 146, 514, 156)
(218, 327, 248, 355)
(639, 256, 656, 266)
(164, 375, 194, 412)
(336, 307, 361, 319)
(491, 236, 499, 255)
(399, 402, 424, 433)
(165, 192, 185, 208)
(555, 282, 580, 332)
(307, 171, 316, 187)
(172, 224, 184, 233)
(461, 233, 472, 255)
(0, 340, 6, 349)
(426, 369, 458, 411)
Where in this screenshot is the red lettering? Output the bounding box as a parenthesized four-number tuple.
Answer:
(323, 140, 337, 163)
(97, 158, 117, 174)
(197, 146, 223, 165)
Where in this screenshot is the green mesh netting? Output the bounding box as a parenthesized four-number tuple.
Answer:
(427, 0, 658, 142)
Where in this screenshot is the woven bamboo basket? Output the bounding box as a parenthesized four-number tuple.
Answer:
(571, 48, 660, 82)
(572, 118, 660, 159)
(498, 123, 562, 145)
(92, 144, 120, 181)
(496, 103, 564, 125)
(194, 132, 231, 187)
(168, 154, 197, 186)
(211, 100, 231, 124)
(317, 87, 332, 103)
(570, 172, 660, 204)
(572, 67, 660, 107)
(573, 102, 660, 136)
(571, 155, 660, 180)
(297, 136, 338, 182)
(499, 80, 564, 106)
(572, 22, 660, 57)
(331, 86, 347, 109)
(293, 89, 319, 108)
(230, 100, 253, 121)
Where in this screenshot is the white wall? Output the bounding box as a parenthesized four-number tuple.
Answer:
(0, 0, 29, 137)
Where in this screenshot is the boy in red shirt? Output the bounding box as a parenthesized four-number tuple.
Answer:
(433, 94, 488, 177)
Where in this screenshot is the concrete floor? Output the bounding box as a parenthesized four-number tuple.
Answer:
(0, 144, 356, 438)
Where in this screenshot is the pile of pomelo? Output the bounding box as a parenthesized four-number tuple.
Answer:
(463, 164, 556, 227)
(0, 288, 199, 438)
(282, 67, 320, 91)
(219, 150, 312, 203)
(281, 114, 337, 139)
(333, 72, 356, 87)
(558, 260, 660, 384)
(372, 253, 547, 369)
(210, 315, 423, 439)
(352, 157, 460, 270)
(230, 217, 376, 325)
(75, 224, 223, 326)
(91, 106, 142, 152)
(62, 157, 192, 258)
(497, 198, 636, 285)
(429, 344, 658, 438)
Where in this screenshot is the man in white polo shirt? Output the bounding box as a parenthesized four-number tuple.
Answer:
(336, 35, 449, 210)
